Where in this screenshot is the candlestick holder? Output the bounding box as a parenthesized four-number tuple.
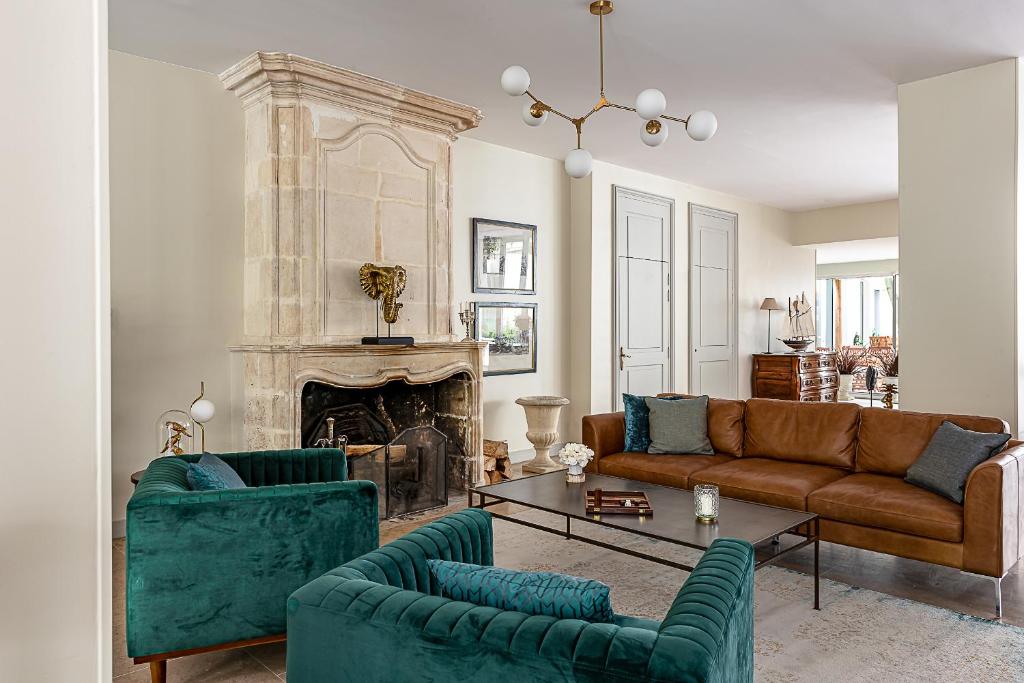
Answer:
(458, 308, 475, 342)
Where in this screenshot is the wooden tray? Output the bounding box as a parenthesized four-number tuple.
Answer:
(585, 489, 653, 516)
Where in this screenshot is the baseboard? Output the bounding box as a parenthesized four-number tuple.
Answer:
(113, 518, 126, 539)
(510, 443, 565, 464)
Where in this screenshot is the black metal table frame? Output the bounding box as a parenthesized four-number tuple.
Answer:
(469, 488, 821, 610)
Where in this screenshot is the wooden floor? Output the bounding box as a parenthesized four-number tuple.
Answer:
(112, 496, 1024, 681)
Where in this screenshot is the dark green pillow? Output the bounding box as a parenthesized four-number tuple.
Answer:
(622, 393, 684, 452)
(905, 421, 1010, 503)
(427, 560, 614, 623)
(645, 395, 714, 455)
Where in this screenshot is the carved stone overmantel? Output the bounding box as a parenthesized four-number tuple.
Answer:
(220, 53, 485, 487)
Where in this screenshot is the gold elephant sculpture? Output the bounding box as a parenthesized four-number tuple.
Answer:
(359, 263, 408, 324)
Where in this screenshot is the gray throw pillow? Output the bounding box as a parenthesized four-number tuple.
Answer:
(645, 395, 714, 455)
(905, 421, 1010, 503)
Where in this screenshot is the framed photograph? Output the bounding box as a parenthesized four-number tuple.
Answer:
(474, 302, 537, 376)
(472, 218, 536, 294)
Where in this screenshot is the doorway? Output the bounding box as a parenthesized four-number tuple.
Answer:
(688, 204, 738, 398)
(613, 187, 673, 410)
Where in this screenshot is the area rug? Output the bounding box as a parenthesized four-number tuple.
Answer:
(491, 508, 1024, 682)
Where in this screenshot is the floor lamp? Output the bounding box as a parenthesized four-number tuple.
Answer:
(760, 298, 785, 353)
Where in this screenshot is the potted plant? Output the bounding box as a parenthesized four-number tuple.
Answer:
(874, 348, 899, 386)
(557, 442, 594, 483)
(833, 346, 867, 401)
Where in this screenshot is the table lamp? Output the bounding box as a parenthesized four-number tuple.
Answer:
(760, 297, 785, 353)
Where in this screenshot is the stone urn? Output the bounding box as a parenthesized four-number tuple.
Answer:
(516, 396, 570, 474)
(838, 374, 855, 401)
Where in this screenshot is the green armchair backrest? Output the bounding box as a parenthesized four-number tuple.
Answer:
(126, 448, 379, 659)
(286, 508, 754, 683)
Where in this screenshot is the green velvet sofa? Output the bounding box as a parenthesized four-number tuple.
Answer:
(286, 508, 754, 682)
(126, 448, 379, 681)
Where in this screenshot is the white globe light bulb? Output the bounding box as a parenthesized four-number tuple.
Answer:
(190, 398, 216, 423)
(635, 88, 667, 120)
(521, 101, 547, 127)
(641, 120, 669, 147)
(564, 148, 593, 179)
(500, 65, 531, 96)
(686, 110, 718, 141)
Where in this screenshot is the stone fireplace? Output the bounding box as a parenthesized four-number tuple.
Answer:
(220, 53, 485, 489)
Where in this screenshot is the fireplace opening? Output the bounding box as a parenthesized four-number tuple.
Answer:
(300, 374, 473, 515)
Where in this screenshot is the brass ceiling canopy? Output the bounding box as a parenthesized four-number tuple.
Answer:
(500, 1, 718, 178)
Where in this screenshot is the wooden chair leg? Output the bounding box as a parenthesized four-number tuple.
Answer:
(149, 659, 167, 683)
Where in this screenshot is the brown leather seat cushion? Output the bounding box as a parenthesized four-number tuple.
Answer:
(598, 452, 733, 489)
(744, 398, 860, 469)
(690, 458, 848, 511)
(856, 408, 1010, 477)
(657, 394, 745, 456)
(808, 473, 963, 542)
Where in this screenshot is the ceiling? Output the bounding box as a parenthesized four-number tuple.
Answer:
(110, 0, 1024, 211)
(809, 237, 899, 264)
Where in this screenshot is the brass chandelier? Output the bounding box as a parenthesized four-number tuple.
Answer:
(500, 0, 717, 178)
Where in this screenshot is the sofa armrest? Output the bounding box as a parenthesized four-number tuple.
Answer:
(126, 478, 378, 658)
(652, 538, 754, 683)
(582, 412, 626, 472)
(963, 442, 1024, 577)
(323, 508, 493, 595)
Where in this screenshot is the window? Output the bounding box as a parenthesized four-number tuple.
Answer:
(815, 274, 898, 349)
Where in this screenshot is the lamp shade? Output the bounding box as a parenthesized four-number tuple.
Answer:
(760, 297, 784, 311)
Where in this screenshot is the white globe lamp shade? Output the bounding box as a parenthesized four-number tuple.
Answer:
(686, 110, 718, 141)
(522, 101, 547, 127)
(635, 88, 667, 120)
(564, 148, 593, 179)
(641, 121, 669, 147)
(190, 398, 216, 423)
(500, 65, 531, 96)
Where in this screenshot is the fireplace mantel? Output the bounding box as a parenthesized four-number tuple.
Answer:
(221, 53, 485, 487)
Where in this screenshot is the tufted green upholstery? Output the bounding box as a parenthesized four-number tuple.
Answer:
(126, 448, 379, 659)
(286, 509, 754, 682)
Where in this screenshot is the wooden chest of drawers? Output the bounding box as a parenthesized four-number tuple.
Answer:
(751, 352, 838, 402)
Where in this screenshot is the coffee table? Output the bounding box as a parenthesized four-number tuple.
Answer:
(469, 471, 820, 609)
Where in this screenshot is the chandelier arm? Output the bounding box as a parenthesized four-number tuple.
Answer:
(605, 99, 692, 125)
(599, 10, 606, 95)
(660, 113, 691, 124)
(524, 90, 576, 124)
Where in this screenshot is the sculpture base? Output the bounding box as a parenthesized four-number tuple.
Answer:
(361, 336, 415, 345)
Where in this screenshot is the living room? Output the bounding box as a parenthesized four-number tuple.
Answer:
(7, 1, 1024, 681)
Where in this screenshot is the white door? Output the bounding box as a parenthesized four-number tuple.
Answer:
(689, 204, 737, 398)
(614, 187, 673, 409)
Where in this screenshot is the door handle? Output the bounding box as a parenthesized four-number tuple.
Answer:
(619, 346, 631, 370)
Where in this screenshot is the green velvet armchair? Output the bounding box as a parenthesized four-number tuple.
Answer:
(286, 508, 754, 683)
(126, 448, 379, 682)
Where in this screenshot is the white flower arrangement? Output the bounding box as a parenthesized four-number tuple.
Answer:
(558, 442, 594, 468)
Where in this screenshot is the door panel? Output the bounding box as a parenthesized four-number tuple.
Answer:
(689, 204, 737, 398)
(615, 188, 673, 410)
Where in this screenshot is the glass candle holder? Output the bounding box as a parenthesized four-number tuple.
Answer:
(694, 484, 719, 523)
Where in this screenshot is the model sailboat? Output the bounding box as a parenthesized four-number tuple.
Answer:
(780, 292, 816, 352)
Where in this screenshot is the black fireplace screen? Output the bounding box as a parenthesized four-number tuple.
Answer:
(348, 426, 448, 519)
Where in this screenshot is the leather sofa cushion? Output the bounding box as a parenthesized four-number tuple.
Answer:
(598, 452, 733, 489)
(743, 399, 861, 469)
(658, 394, 745, 456)
(856, 408, 1009, 477)
(690, 458, 848, 511)
(808, 473, 963, 542)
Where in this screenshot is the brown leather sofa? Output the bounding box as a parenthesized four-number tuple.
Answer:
(582, 397, 1024, 615)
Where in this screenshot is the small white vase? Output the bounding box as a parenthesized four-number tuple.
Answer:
(838, 374, 854, 401)
(566, 463, 586, 483)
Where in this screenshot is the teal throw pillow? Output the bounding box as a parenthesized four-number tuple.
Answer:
(645, 395, 714, 455)
(427, 560, 614, 623)
(623, 393, 684, 452)
(186, 453, 247, 491)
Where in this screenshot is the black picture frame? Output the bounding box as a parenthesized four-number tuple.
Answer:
(474, 302, 538, 376)
(472, 218, 537, 295)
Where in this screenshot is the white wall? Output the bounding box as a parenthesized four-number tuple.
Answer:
(568, 161, 816, 430)
(898, 59, 1021, 431)
(452, 138, 572, 455)
(817, 259, 899, 279)
(109, 51, 244, 528)
(0, 1, 111, 679)
(792, 199, 899, 246)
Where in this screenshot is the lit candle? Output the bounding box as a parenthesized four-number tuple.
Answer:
(694, 484, 719, 523)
